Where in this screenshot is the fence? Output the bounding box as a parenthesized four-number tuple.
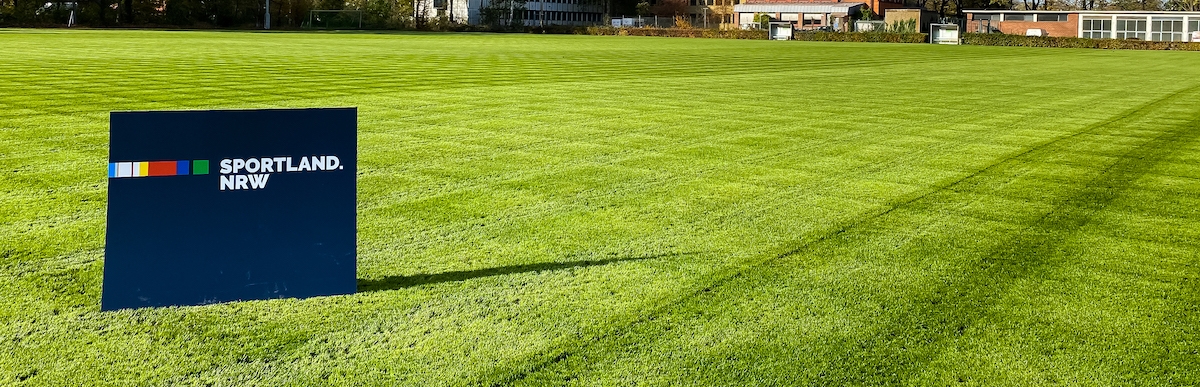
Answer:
(611, 16, 676, 28)
(610, 15, 731, 29)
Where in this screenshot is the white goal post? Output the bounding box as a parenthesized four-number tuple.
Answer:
(307, 10, 365, 29)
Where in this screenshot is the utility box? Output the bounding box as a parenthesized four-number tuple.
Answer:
(769, 22, 794, 40)
(930, 23, 960, 44)
(1025, 28, 1046, 36)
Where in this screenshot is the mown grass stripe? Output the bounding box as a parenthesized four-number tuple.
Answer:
(4, 30, 1200, 386)
(492, 84, 1200, 385)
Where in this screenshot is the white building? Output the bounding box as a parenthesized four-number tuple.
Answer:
(733, 2, 866, 31)
(418, 0, 604, 26)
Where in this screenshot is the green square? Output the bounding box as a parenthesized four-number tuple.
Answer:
(193, 160, 209, 175)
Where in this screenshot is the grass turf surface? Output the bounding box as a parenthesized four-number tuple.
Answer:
(2, 29, 1199, 386)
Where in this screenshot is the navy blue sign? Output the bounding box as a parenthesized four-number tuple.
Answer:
(102, 108, 357, 310)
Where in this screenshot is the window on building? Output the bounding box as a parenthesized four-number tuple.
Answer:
(1003, 13, 1034, 22)
(1151, 18, 1184, 41)
(1082, 18, 1111, 39)
(1116, 18, 1147, 40)
(1036, 13, 1067, 22)
(1190, 20, 1199, 33)
(802, 14, 821, 26)
(689, 0, 696, 5)
(971, 14, 997, 21)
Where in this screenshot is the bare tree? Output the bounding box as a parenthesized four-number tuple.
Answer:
(411, 0, 428, 28)
(926, 0, 952, 17)
(95, 0, 110, 23)
(1168, 0, 1199, 10)
(651, 0, 686, 17)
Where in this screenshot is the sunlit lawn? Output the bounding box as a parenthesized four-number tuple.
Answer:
(2, 29, 1199, 386)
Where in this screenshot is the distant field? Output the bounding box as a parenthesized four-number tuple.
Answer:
(2, 29, 1199, 386)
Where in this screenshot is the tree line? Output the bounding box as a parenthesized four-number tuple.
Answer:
(0, 0, 1195, 27)
(0, 0, 419, 27)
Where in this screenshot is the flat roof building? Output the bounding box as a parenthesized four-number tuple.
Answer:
(965, 10, 1200, 41)
(419, 0, 603, 26)
(734, 1, 882, 31)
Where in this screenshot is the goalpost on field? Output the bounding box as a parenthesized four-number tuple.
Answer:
(306, 10, 365, 29)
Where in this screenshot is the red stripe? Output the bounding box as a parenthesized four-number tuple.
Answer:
(147, 161, 177, 176)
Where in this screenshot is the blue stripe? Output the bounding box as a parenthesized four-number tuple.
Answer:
(108, 163, 117, 178)
(176, 160, 190, 175)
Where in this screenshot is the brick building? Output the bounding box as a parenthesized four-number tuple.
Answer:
(965, 10, 1200, 41)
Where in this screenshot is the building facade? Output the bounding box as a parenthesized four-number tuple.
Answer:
(732, 0, 904, 30)
(419, 0, 603, 26)
(734, 1, 868, 31)
(965, 10, 1200, 41)
(524, 0, 605, 26)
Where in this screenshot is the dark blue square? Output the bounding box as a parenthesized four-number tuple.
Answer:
(103, 108, 357, 310)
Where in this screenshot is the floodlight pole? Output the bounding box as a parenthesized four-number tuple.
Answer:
(264, 0, 271, 29)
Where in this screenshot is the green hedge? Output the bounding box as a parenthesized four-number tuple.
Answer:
(579, 26, 768, 40)
(963, 33, 1200, 51)
(792, 31, 927, 43)
(576, 27, 932, 42)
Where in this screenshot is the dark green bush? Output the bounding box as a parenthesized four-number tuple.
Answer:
(963, 33, 1200, 51)
(792, 31, 927, 43)
(580, 26, 768, 40)
(577, 27, 930, 42)
(529, 25, 579, 34)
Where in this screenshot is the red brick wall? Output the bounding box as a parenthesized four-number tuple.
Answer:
(994, 14, 1079, 37)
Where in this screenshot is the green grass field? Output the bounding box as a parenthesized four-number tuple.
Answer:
(2, 29, 1200, 386)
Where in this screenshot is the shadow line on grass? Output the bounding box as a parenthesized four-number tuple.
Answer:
(357, 251, 691, 293)
(492, 84, 1200, 385)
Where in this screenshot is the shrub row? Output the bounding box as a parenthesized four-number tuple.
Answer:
(578, 26, 768, 40)
(792, 31, 927, 43)
(962, 33, 1200, 51)
(529, 25, 583, 34)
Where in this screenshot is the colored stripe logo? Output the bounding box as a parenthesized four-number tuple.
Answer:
(109, 160, 209, 178)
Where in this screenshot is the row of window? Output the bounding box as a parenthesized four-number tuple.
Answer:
(972, 13, 1068, 22)
(1083, 18, 1200, 41)
(521, 10, 602, 22)
(642, 0, 738, 5)
(531, 0, 590, 4)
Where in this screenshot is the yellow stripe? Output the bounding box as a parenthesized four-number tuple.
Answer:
(138, 162, 149, 177)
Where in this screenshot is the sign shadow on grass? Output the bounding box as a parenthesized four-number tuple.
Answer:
(357, 251, 696, 293)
